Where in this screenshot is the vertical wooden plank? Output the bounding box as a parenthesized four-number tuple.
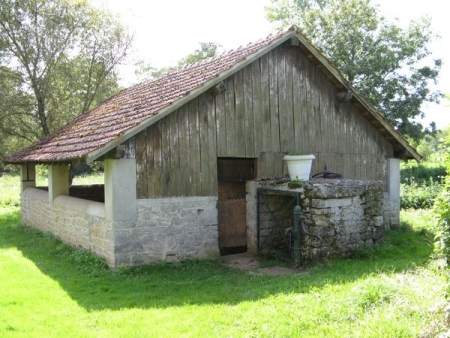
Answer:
(292, 48, 303, 151)
(304, 55, 314, 153)
(198, 93, 210, 196)
(234, 69, 246, 157)
(169, 110, 180, 196)
(277, 48, 290, 152)
(257, 152, 267, 179)
(135, 130, 147, 199)
(178, 104, 190, 196)
(188, 97, 200, 196)
(243, 63, 255, 157)
(225, 77, 236, 156)
(274, 152, 285, 178)
(312, 66, 322, 154)
(331, 85, 340, 156)
(215, 91, 227, 157)
(152, 121, 163, 197)
(260, 54, 271, 154)
(284, 47, 295, 152)
(161, 116, 171, 196)
(146, 128, 155, 198)
(269, 50, 280, 153)
(320, 71, 330, 155)
(251, 60, 263, 155)
(207, 93, 218, 195)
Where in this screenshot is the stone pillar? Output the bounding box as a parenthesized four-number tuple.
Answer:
(385, 158, 401, 228)
(48, 164, 69, 203)
(104, 158, 137, 222)
(246, 181, 258, 254)
(20, 163, 36, 192)
(104, 158, 137, 266)
(388, 158, 400, 202)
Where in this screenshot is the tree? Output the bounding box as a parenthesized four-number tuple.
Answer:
(0, 0, 132, 156)
(266, 0, 442, 140)
(135, 42, 221, 81)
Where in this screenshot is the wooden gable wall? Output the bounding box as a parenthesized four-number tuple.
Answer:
(134, 43, 394, 199)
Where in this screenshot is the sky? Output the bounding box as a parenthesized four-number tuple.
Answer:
(91, 0, 450, 129)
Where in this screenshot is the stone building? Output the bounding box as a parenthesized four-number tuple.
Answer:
(5, 26, 420, 267)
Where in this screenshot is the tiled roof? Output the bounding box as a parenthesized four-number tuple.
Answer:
(4, 25, 421, 163)
(5, 27, 295, 163)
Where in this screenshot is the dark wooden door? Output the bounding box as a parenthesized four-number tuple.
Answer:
(216, 158, 255, 255)
(218, 181, 247, 254)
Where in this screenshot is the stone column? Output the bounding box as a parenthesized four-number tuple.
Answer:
(104, 158, 137, 266)
(246, 180, 258, 254)
(386, 158, 401, 228)
(48, 164, 69, 203)
(388, 158, 400, 202)
(104, 158, 137, 222)
(20, 163, 36, 192)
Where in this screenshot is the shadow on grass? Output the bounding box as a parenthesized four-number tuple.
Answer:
(0, 207, 435, 312)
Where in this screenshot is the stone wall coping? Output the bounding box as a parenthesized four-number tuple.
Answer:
(23, 187, 48, 201)
(138, 196, 218, 204)
(258, 179, 384, 198)
(54, 195, 105, 218)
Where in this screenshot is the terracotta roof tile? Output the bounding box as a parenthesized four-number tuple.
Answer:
(5, 28, 292, 163)
(4, 25, 421, 163)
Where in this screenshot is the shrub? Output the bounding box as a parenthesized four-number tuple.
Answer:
(401, 177, 444, 209)
(433, 134, 450, 265)
(401, 164, 446, 185)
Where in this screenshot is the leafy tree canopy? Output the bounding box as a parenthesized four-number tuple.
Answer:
(0, 0, 132, 159)
(266, 0, 442, 140)
(135, 42, 221, 82)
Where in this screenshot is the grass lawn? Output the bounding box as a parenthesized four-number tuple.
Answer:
(0, 175, 449, 337)
(1, 204, 449, 337)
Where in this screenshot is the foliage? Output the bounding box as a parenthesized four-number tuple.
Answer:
(266, 0, 442, 140)
(134, 42, 221, 81)
(401, 163, 446, 185)
(0, 206, 447, 336)
(0, 0, 132, 158)
(408, 125, 450, 161)
(0, 175, 21, 207)
(433, 132, 450, 265)
(400, 177, 443, 209)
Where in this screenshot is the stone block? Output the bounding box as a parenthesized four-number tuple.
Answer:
(311, 198, 352, 209)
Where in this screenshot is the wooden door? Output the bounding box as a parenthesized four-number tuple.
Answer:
(218, 181, 247, 255)
(217, 158, 255, 255)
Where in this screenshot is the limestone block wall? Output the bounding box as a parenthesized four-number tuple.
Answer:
(21, 188, 115, 265)
(301, 180, 384, 262)
(114, 196, 220, 266)
(250, 179, 386, 264)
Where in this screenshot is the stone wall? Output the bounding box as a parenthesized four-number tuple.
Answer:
(21, 188, 220, 267)
(21, 188, 115, 265)
(250, 179, 386, 264)
(301, 179, 384, 262)
(113, 196, 220, 266)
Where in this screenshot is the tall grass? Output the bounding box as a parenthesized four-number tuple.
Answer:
(0, 175, 21, 207)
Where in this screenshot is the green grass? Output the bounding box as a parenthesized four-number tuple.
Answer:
(1, 204, 449, 337)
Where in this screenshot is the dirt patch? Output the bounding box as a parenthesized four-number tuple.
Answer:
(220, 252, 303, 276)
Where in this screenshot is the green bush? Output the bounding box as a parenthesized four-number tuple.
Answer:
(401, 164, 446, 185)
(401, 177, 444, 209)
(433, 135, 450, 265)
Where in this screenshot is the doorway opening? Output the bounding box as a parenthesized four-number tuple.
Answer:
(217, 158, 255, 256)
